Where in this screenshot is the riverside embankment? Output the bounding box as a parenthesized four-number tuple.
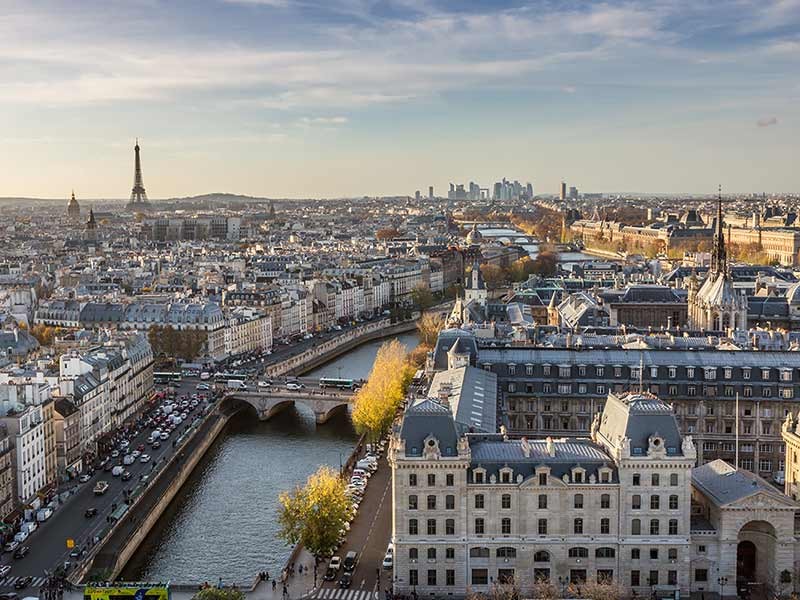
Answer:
(88, 317, 426, 585)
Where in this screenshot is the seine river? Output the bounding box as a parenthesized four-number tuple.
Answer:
(123, 331, 419, 585)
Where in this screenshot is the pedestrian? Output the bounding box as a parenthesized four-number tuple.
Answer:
(298, 565, 303, 575)
(272, 580, 276, 592)
(265, 571, 270, 581)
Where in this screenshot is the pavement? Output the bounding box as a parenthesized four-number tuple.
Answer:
(0, 378, 213, 595)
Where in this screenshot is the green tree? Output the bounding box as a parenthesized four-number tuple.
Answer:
(278, 466, 351, 558)
(410, 285, 435, 310)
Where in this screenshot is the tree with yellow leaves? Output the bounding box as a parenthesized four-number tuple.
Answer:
(351, 339, 413, 442)
(416, 312, 446, 348)
(277, 466, 351, 558)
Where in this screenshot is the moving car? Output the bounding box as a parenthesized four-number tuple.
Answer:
(196, 383, 210, 391)
(140, 454, 151, 463)
(79, 474, 91, 483)
(0, 565, 11, 577)
(343, 550, 358, 572)
(286, 382, 305, 391)
(122, 470, 132, 481)
(84, 507, 98, 518)
(94, 481, 109, 495)
(338, 572, 352, 589)
(13, 577, 32, 590)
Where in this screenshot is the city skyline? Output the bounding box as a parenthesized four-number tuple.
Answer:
(2, 0, 799, 198)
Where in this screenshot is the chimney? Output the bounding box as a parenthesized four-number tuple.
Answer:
(520, 436, 532, 458)
(545, 436, 555, 457)
(437, 382, 452, 407)
(500, 424, 508, 441)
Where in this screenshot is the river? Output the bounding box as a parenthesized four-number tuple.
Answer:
(123, 330, 419, 585)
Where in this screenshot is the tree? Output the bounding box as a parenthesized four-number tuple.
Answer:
(509, 257, 536, 282)
(570, 580, 624, 600)
(417, 312, 446, 347)
(479, 264, 506, 289)
(410, 285, 435, 310)
(531, 249, 558, 276)
(193, 589, 245, 600)
(351, 340, 413, 441)
(30, 324, 59, 346)
(278, 466, 351, 559)
(530, 580, 560, 600)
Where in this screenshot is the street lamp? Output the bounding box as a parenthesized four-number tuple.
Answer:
(717, 576, 728, 599)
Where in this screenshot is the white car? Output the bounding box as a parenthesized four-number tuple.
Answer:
(140, 454, 151, 463)
(329, 556, 342, 571)
(0, 564, 10, 577)
(196, 383, 210, 391)
(286, 382, 305, 391)
(79, 474, 91, 483)
(160, 432, 169, 440)
(258, 381, 271, 388)
(382, 554, 393, 570)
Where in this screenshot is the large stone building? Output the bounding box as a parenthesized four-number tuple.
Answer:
(391, 391, 800, 599)
(430, 328, 800, 481)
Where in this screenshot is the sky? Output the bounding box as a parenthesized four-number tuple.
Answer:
(1, 0, 799, 199)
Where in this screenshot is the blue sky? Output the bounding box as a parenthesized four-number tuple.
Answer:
(1, 0, 798, 198)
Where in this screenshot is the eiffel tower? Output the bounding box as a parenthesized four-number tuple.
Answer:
(126, 138, 149, 210)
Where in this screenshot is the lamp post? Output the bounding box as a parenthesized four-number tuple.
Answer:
(558, 575, 568, 597)
(717, 576, 728, 600)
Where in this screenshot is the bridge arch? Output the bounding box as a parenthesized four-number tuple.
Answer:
(220, 391, 353, 424)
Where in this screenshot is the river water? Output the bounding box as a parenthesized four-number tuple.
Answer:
(123, 330, 419, 585)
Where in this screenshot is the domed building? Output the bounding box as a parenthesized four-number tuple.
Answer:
(688, 192, 747, 331)
(67, 191, 80, 222)
(465, 223, 483, 245)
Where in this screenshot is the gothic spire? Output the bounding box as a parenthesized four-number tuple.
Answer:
(711, 184, 727, 276)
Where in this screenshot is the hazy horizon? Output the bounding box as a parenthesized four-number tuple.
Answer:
(2, 0, 799, 199)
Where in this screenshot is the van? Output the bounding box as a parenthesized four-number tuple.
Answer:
(226, 380, 247, 391)
(112, 466, 124, 477)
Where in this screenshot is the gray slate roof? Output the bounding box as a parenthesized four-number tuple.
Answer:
(427, 366, 497, 433)
(691, 459, 793, 506)
(597, 392, 683, 456)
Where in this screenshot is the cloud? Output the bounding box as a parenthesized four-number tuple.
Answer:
(756, 116, 779, 127)
(298, 116, 349, 125)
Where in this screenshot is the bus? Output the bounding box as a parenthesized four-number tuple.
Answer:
(154, 372, 182, 384)
(84, 584, 170, 600)
(319, 377, 357, 390)
(214, 372, 247, 382)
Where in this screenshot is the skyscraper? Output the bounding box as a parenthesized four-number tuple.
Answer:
(428, 186, 434, 200)
(560, 181, 567, 201)
(126, 139, 149, 211)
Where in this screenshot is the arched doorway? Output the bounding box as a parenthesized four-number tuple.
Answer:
(737, 540, 756, 582)
(737, 520, 777, 596)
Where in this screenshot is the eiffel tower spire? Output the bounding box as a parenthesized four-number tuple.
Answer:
(127, 138, 149, 209)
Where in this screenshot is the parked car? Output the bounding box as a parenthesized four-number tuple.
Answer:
(4, 542, 19, 553)
(140, 454, 151, 463)
(323, 567, 336, 581)
(329, 556, 342, 571)
(381, 554, 393, 570)
(84, 507, 98, 518)
(13, 576, 32, 590)
(286, 382, 305, 391)
(12, 546, 29, 560)
(94, 481, 109, 495)
(122, 471, 132, 481)
(0, 564, 11, 577)
(78, 474, 91, 483)
(343, 550, 358, 572)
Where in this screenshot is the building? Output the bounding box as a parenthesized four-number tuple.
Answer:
(0, 425, 14, 520)
(0, 403, 46, 507)
(391, 390, 799, 598)
(560, 181, 567, 201)
(67, 191, 80, 222)
(224, 309, 272, 357)
(53, 397, 82, 480)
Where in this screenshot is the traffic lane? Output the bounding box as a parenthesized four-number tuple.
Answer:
(318, 453, 392, 594)
(0, 403, 204, 580)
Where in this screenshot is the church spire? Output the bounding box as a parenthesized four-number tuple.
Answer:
(711, 184, 727, 276)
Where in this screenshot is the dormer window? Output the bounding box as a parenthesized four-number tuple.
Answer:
(473, 468, 486, 484)
(571, 467, 586, 483)
(499, 468, 513, 484)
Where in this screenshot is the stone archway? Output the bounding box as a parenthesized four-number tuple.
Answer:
(737, 520, 777, 595)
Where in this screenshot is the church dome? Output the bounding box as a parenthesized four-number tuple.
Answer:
(787, 282, 800, 305)
(466, 224, 483, 245)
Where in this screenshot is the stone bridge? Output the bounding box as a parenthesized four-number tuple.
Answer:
(221, 389, 356, 424)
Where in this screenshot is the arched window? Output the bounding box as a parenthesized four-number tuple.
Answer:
(534, 550, 550, 562)
(652, 473, 660, 486)
(469, 547, 490, 558)
(650, 519, 660, 535)
(573, 518, 583, 534)
(427, 495, 437, 510)
(574, 493, 584, 509)
(496, 547, 517, 558)
(595, 547, 616, 558)
(501, 494, 511, 509)
(600, 493, 611, 509)
(669, 495, 679, 510)
(670, 473, 679, 486)
(632, 494, 641, 509)
(669, 519, 678, 535)
(568, 547, 588, 558)
(445, 495, 455, 510)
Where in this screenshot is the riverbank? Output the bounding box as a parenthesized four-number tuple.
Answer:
(104, 320, 424, 586)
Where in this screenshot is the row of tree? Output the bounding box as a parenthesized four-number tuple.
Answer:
(147, 325, 208, 361)
(476, 250, 558, 290)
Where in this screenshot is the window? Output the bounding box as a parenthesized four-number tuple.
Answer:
(687, 367, 695, 378)
(600, 518, 610, 534)
(501, 494, 511, 509)
(409, 519, 418, 535)
(574, 494, 584, 509)
(632, 519, 641, 535)
(650, 519, 660, 535)
(568, 547, 589, 558)
(669, 495, 678, 510)
(445, 495, 455, 510)
(474, 471, 484, 484)
(650, 495, 660, 510)
(496, 547, 517, 559)
(534, 550, 550, 563)
(538, 494, 548, 509)
(526, 364, 534, 375)
(669, 519, 678, 535)
(632, 494, 641, 509)
(670, 473, 678, 486)
(633, 473, 641, 486)
(574, 518, 583, 534)
(409, 495, 418, 510)
(762, 368, 770, 380)
(427, 519, 436, 535)
(427, 570, 436, 586)
(649, 571, 659, 586)
(668, 548, 677, 560)
(695, 569, 708, 582)
(570, 570, 587, 585)
(650, 548, 658, 560)
(409, 570, 418, 586)
(475, 518, 485, 535)
(428, 474, 436, 487)
(509, 364, 516, 375)
(427, 495, 437, 510)
(631, 571, 640, 587)
(445, 519, 455, 535)
(427, 548, 437, 560)
(409, 473, 417, 487)
(601, 494, 611, 508)
(446, 547, 455, 560)
(631, 548, 640, 560)
(501, 471, 511, 483)
(651, 474, 660, 486)
(469, 547, 490, 558)
(501, 518, 511, 535)
(573, 471, 583, 483)
(409, 548, 418, 561)
(538, 472, 547, 486)
(596, 366, 604, 376)
(538, 519, 547, 535)
(475, 494, 485, 509)
(446, 570, 455, 586)
(446, 473, 454, 486)
(471, 569, 488, 585)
